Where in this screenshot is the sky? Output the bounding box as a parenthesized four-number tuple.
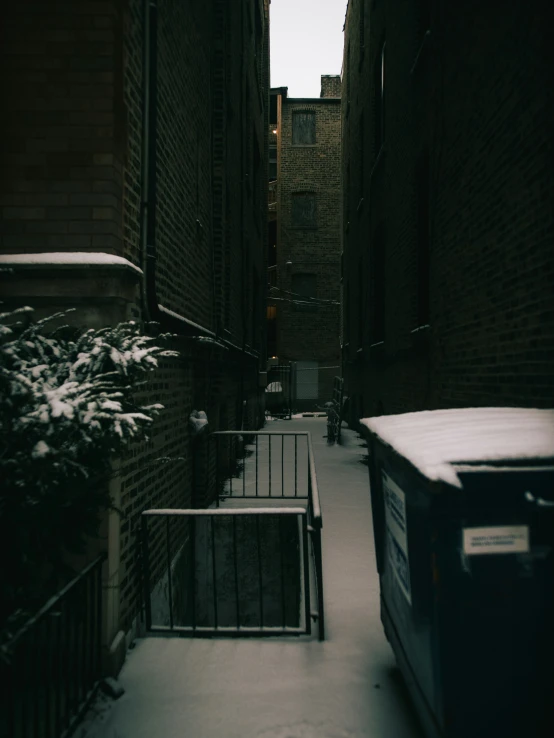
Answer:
(270, 0, 348, 98)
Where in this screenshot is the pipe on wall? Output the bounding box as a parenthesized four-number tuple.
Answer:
(140, 0, 263, 370)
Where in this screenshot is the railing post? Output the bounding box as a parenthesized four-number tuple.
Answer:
(294, 434, 298, 497)
(307, 439, 312, 516)
(288, 363, 293, 419)
(211, 516, 218, 629)
(313, 526, 325, 641)
(281, 434, 284, 496)
(255, 434, 259, 497)
(256, 516, 264, 628)
(166, 516, 174, 630)
(302, 514, 312, 636)
(279, 515, 286, 627)
(190, 516, 196, 631)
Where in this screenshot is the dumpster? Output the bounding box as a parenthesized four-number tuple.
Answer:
(265, 364, 293, 419)
(361, 408, 554, 738)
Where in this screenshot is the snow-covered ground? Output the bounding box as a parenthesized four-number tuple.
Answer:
(80, 418, 424, 738)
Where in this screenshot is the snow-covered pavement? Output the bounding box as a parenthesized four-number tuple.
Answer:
(82, 418, 424, 738)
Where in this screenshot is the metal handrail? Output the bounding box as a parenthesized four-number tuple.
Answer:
(141, 507, 314, 638)
(143, 507, 306, 517)
(141, 431, 325, 640)
(306, 433, 322, 528)
(3, 554, 106, 649)
(2, 554, 106, 738)
(210, 431, 321, 523)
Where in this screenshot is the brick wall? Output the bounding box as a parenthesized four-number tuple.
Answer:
(320, 75, 341, 99)
(272, 87, 342, 404)
(342, 0, 554, 424)
(1, 0, 269, 645)
(116, 0, 269, 632)
(0, 1, 125, 256)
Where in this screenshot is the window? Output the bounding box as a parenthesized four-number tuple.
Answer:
(416, 153, 430, 326)
(370, 223, 386, 343)
(291, 273, 317, 312)
(292, 111, 316, 145)
(291, 192, 317, 228)
(373, 40, 386, 155)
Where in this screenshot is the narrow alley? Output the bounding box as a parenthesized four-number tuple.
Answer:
(81, 418, 423, 738)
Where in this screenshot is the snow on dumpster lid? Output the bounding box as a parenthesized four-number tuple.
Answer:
(360, 408, 554, 488)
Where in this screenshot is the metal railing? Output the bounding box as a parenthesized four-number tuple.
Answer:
(1, 555, 105, 738)
(141, 432, 324, 640)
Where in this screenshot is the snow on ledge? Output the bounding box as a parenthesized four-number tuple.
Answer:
(0, 252, 143, 275)
(361, 407, 554, 488)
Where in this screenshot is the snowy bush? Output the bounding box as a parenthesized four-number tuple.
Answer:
(0, 307, 178, 623)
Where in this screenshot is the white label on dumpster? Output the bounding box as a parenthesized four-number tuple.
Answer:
(382, 471, 412, 606)
(463, 526, 530, 555)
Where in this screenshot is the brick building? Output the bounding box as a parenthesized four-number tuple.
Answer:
(268, 77, 342, 408)
(341, 0, 554, 427)
(0, 0, 269, 671)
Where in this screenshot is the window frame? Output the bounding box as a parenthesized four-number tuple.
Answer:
(292, 110, 316, 146)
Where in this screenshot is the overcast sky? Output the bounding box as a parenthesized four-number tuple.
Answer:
(270, 0, 348, 98)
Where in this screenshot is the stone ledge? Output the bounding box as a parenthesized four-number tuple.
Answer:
(0, 252, 142, 326)
(0, 251, 142, 276)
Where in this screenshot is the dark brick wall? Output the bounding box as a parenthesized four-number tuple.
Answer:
(0, 1, 125, 255)
(0, 0, 269, 637)
(320, 75, 341, 99)
(342, 0, 554, 425)
(155, 0, 215, 330)
(272, 88, 342, 403)
(116, 0, 269, 631)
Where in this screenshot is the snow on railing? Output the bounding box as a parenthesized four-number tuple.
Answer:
(141, 431, 325, 640)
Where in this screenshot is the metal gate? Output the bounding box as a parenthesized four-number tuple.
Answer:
(140, 431, 325, 640)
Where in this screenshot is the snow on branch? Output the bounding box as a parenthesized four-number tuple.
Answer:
(0, 307, 180, 621)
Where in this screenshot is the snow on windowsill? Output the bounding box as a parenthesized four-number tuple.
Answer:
(0, 252, 143, 275)
(361, 407, 554, 488)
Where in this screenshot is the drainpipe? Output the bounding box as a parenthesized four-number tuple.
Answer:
(141, 0, 158, 325)
(238, 2, 247, 430)
(140, 0, 261, 402)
